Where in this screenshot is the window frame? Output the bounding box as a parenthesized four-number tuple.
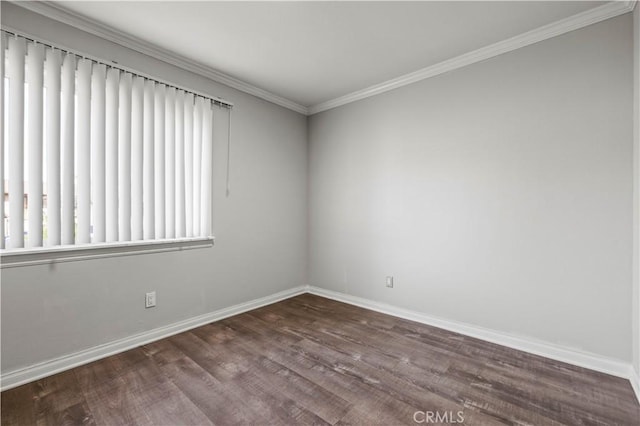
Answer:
(1, 236, 214, 268)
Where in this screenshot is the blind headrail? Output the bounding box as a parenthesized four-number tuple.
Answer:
(1, 27, 234, 109)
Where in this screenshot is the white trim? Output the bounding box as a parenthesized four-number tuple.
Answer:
(631, 368, 640, 404)
(9, 1, 309, 115)
(0, 285, 308, 391)
(2, 284, 639, 404)
(0, 237, 215, 268)
(308, 0, 636, 115)
(10, 1, 635, 117)
(307, 286, 633, 381)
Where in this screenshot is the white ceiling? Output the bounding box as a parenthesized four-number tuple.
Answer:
(50, 1, 611, 111)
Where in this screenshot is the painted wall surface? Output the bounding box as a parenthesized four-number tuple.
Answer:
(309, 15, 633, 361)
(633, 3, 640, 378)
(1, 3, 308, 373)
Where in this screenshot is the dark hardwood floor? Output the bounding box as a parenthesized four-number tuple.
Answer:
(2, 294, 639, 425)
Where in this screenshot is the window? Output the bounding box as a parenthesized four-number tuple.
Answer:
(1, 32, 229, 257)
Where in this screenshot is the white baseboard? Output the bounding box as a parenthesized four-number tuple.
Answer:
(307, 286, 637, 389)
(631, 368, 640, 404)
(3, 284, 639, 405)
(0, 285, 307, 391)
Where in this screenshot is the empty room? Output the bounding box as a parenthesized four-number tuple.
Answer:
(1, 1, 640, 424)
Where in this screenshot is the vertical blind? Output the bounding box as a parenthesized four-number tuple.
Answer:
(1, 32, 222, 250)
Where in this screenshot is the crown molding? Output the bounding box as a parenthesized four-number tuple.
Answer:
(308, 0, 636, 115)
(10, 1, 634, 116)
(10, 0, 309, 115)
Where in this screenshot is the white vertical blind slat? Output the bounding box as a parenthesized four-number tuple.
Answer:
(45, 48, 62, 246)
(154, 83, 165, 239)
(143, 79, 155, 240)
(118, 72, 132, 242)
(165, 86, 176, 239)
(105, 67, 119, 242)
(0, 33, 5, 249)
(91, 63, 106, 243)
(192, 97, 202, 237)
(201, 102, 213, 237)
(26, 42, 44, 248)
(131, 76, 144, 240)
(175, 90, 185, 238)
(8, 36, 26, 249)
(76, 59, 91, 244)
(184, 92, 194, 237)
(61, 53, 76, 245)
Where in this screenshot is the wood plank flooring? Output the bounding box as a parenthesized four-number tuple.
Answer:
(2, 294, 639, 425)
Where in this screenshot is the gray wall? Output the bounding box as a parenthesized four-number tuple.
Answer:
(309, 15, 633, 361)
(1, 3, 635, 375)
(1, 3, 308, 373)
(633, 4, 640, 377)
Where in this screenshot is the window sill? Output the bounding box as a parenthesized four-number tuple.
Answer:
(0, 237, 214, 268)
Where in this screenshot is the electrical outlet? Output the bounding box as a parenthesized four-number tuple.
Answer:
(386, 276, 394, 288)
(145, 291, 156, 308)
